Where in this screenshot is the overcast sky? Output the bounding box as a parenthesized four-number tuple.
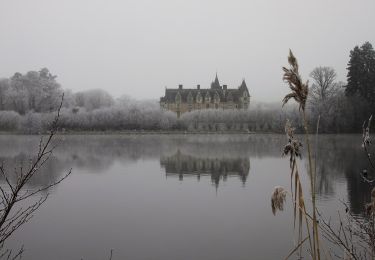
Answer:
(0, 0, 374, 102)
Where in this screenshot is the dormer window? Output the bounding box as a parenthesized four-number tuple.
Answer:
(196, 91, 202, 103)
(205, 92, 211, 103)
(187, 92, 193, 104)
(175, 92, 182, 104)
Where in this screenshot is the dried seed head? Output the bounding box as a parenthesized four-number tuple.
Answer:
(282, 120, 302, 166)
(282, 50, 309, 111)
(284, 119, 295, 139)
(271, 186, 287, 215)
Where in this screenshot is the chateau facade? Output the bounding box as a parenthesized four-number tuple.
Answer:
(160, 74, 250, 117)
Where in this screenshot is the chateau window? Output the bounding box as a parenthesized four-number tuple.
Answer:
(187, 92, 193, 104)
(215, 104, 218, 109)
(206, 104, 209, 108)
(196, 92, 202, 103)
(205, 92, 211, 103)
(175, 92, 182, 104)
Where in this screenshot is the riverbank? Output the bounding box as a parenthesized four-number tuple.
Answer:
(0, 130, 261, 135)
(0, 130, 363, 135)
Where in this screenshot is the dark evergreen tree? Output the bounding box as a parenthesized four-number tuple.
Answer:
(345, 42, 375, 105)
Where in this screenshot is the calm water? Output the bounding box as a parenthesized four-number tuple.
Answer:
(0, 134, 372, 259)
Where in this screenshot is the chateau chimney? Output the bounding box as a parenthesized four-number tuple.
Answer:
(223, 85, 227, 90)
(179, 84, 183, 90)
(197, 84, 200, 90)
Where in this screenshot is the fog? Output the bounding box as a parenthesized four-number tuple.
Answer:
(0, 0, 374, 101)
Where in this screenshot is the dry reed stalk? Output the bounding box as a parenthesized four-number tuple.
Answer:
(282, 120, 313, 258)
(286, 114, 375, 259)
(281, 50, 321, 259)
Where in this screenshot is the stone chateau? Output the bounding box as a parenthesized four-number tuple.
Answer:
(160, 74, 250, 117)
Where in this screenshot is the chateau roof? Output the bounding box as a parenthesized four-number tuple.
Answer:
(239, 79, 247, 90)
(160, 75, 250, 103)
(160, 88, 239, 103)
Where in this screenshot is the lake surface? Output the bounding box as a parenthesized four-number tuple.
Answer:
(1, 134, 372, 259)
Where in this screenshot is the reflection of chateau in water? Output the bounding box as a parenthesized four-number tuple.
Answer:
(160, 151, 250, 187)
(0, 135, 371, 214)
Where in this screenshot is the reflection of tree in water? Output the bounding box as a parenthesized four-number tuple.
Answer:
(0, 153, 69, 190)
(0, 135, 277, 190)
(0, 134, 373, 211)
(344, 152, 372, 215)
(160, 150, 250, 188)
(339, 137, 374, 215)
(0, 134, 286, 161)
(313, 136, 344, 198)
(313, 135, 373, 215)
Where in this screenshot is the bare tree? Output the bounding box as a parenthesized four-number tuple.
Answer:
(309, 66, 340, 104)
(0, 95, 71, 258)
(308, 67, 345, 133)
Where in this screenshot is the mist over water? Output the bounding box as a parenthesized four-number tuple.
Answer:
(0, 134, 369, 259)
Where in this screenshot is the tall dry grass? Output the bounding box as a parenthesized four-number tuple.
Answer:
(272, 50, 321, 259)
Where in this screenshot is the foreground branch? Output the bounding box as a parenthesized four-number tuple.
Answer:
(0, 94, 71, 254)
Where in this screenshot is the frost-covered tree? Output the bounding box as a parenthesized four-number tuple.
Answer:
(0, 79, 10, 110)
(1, 68, 62, 114)
(309, 67, 340, 104)
(74, 89, 114, 111)
(0, 111, 20, 131)
(307, 67, 345, 133)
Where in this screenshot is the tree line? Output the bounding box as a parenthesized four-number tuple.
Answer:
(0, 41, 374, 133)
(307, 41, 375, 133)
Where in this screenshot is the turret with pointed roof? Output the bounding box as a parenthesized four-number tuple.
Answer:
(210, 73, 222, 90)
(239, 79, 247, 89)
(239, 79, 250, 95)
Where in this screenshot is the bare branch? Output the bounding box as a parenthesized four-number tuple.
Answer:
(0, 94, 71, 252)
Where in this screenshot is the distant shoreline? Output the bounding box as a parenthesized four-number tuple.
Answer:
(0, 130, 360, 135)
(0, 130, 258, 135)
